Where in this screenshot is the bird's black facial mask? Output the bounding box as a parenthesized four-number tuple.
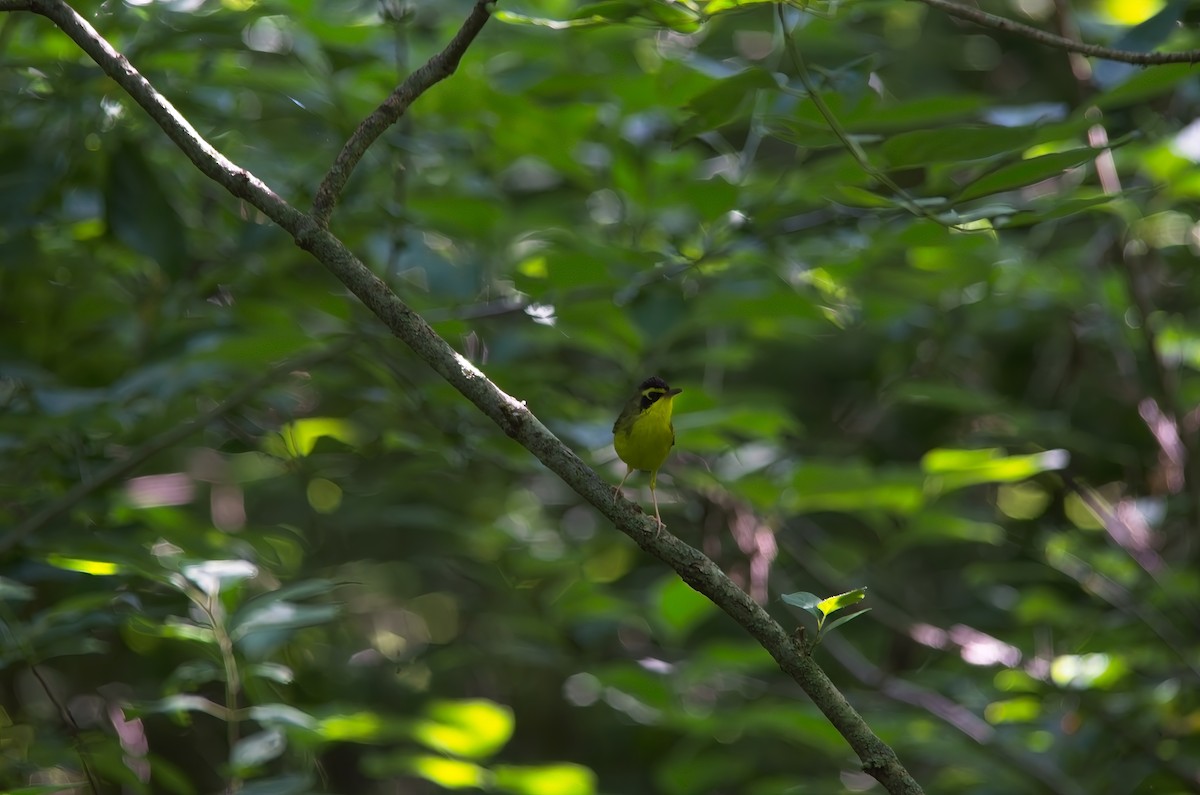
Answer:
(637, 377, 680, 411)
(640, 387, 668, 411)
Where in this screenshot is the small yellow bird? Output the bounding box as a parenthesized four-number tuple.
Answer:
(612, 376, 682, 532)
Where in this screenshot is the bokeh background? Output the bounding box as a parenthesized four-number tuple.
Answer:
(3, 0, 1199, 792)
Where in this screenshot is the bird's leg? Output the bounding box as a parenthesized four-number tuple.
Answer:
(613, 467, 632, 501)
(651, 485, 664, 538)
(650, 470, 665, 538)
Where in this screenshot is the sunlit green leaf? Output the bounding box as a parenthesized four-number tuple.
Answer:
(985, 696, 1042, 724)
(44, 554, 123, 576)
(922, 448, 1069, 493)
(266, 417, 363, 459)
(703, 0, 775, 12)
(315, 710, 406, 742)
(493, 763, 597, 795)
(1050, 653, 1128, 690)
(409, 755, 489, 789)
(413, 700, 515, 759)
(816, 588, 867, 617)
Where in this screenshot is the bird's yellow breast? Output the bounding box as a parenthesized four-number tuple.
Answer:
(614, 396, 675, 472)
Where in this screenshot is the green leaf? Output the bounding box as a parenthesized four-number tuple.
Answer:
(126, 695, 227, 719)
(904, 511, 1006, 545)
(413, 700, 515, 759)
(231, 729, 287, 774)
(676, 68, 779, 142)
(843, 94, 989, 131)
(165, 659, 223, 693)
(703, 0, 775, 12)
(836, 185, 896, 208)
(1113, 0, 1189, 52)
(816, 588, 867, 617)
(0, 576, 34, 601)
(642, 0, 704, 31)
(788, 461, 925, 515)
(400, 755, 488, 789)
(493, 763, 597, 795)
(181, 559, 259, 597)
(781, 591, 822, 614)
(266, 417, 363, 459)
(230, 601, 340, 644)
(44, 554, 124, 576)
(247, 704, 319, 732)
(245, 662, 295, 684)
(922, 448, 1069, 493)
(570, 1, 644, 22)
(882, 125, 1035, 168)
(655, 575, 717, 639)
(316, 710, 407, 742)
(239, 579, 340, 608)
(957, 149, 1097, 201)
(821, 608, 873, 635)
(1094, 62, 1198, 109)
(999, 193, 1118, 227)
(159, 617, 218, 645)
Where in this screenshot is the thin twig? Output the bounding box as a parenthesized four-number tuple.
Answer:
(311, 0, 493, 226)
(1, 340, 352, 554)
(29, 664, 100, 794)
(197, 587, 243, 792)
(909, 0, 1200, 65)
(778, 6, 966, 230)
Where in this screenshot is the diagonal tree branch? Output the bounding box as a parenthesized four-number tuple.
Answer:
(907, 0, 1200, 65)
(311, 0, 493, 227)
(5, 2, 923, 792)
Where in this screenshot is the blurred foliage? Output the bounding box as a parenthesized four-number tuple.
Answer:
(3, 0, 1200, 792)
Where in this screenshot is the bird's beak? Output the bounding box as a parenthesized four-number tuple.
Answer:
(668, 388, 683, 397)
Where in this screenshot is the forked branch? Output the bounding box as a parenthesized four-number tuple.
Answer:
(311, 0, 494, 226)
(2, 2, 922, 792)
